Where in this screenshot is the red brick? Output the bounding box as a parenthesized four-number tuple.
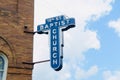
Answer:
(0, 0, 34, 80)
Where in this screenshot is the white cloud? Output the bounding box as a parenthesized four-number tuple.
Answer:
(103, 70, 120, 80)
(108, 18, 120, 37)
(63, 29, 100, 64)
(33, 62, 98, 80)
(75, 65, 98, 80)
(33, 0, 114, 80)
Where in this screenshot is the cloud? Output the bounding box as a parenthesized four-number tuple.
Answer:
(33, 62, 98, 80)
(63, 29, 100, 63)
(33, 0, 114, 80)
(108, 18, 120, 37)
(34, 0, 114, 30)
(75, 65, 98, 80)
(103, 70, 120, 80)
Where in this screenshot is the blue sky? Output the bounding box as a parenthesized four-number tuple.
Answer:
(33, 0, 120, 80)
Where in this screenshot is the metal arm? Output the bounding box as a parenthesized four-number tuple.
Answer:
(24, 26, 48, 35)
(22, 59, 50, 65)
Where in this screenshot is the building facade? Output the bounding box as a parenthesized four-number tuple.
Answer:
(0, 0, 34, 80)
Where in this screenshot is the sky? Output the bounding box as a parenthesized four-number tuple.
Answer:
(33, 0, 120, 80)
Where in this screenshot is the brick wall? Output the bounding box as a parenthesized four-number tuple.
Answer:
(0, 0, 34, 80)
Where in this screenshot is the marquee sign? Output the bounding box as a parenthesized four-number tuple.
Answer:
(37, 15, 75, 71)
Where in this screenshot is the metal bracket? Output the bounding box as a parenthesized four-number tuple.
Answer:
(62, 25, 75, 31)
(22, 59, 50, 65)
(24, 26, 35, 34)
(24, 26, 48, 35)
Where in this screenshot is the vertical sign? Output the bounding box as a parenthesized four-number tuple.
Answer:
(37, 15, 75, 71)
